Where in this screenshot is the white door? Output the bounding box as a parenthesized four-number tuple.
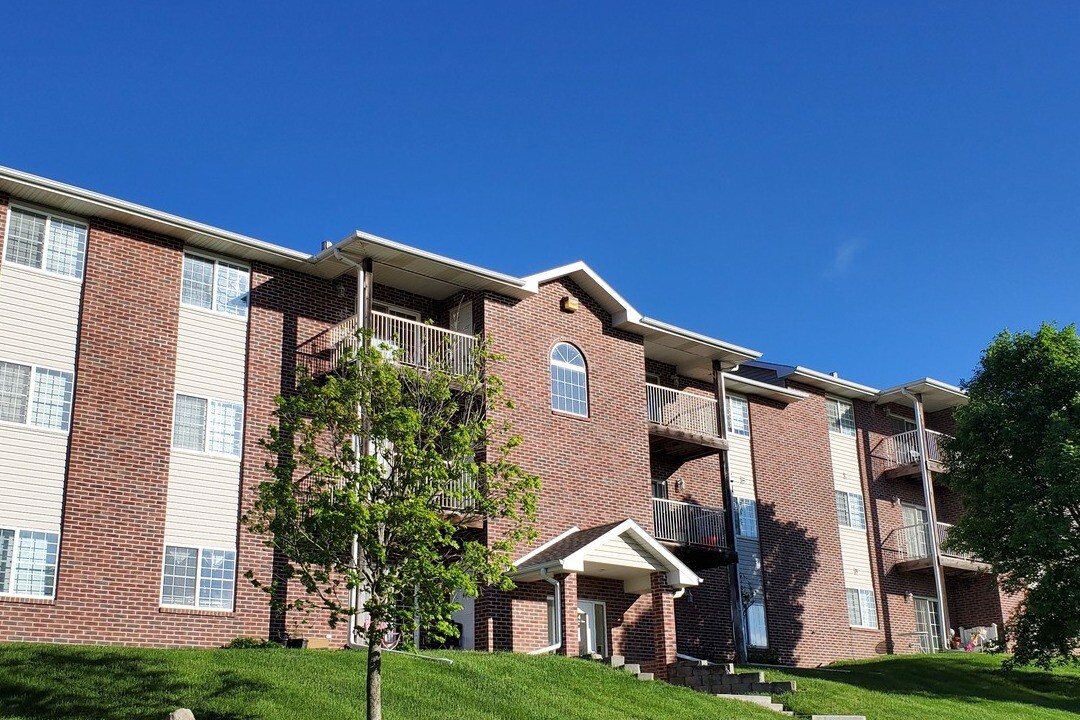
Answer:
(914, 596, 943, 653)
(577, 600, 607, 657)
(902, 504, 931, 559)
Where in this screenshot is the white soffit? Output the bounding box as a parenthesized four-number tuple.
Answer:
(876, 378, 968, 413)
(723, 373, 809, 404)
(523, 262, 761, 381)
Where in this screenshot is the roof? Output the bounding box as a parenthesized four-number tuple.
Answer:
(523, 262, 761, 380)
(723, 372, 809, 404)
(742, 360, 880, 400)
(513, 519, 701, 593)
(876, 378, 968, 413)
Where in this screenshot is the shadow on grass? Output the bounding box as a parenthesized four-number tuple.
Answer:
(0, 646, 270, 720)
(778, 655, 1080, 716)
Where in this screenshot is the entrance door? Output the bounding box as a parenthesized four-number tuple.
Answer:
(902, 504, 931, 559)
(577, 600, 608, 657)
(914, 596, 943, 653)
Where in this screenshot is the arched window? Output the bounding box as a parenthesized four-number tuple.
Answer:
(550, 342, 588, 417)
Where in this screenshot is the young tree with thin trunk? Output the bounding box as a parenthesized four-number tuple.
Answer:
(246, 330, 539, 720)
(945, 323, 1080, 669)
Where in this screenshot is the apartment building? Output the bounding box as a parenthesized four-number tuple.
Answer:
(0, 166, 1016, 676)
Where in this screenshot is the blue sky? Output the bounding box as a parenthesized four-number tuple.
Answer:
(4, 2, 1078, 387)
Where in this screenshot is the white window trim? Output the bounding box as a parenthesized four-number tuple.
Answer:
(2, 204, 88, 283)
(734, 496, 759, 539)
(159, 544, 237, 612)
(726, 394, 751, 437)
(0, 358, 74, 435)
(180, 251, 251, 321)
(550, 342, 589, 417)
(170, 391, 245, 459)
(835, 490, 867, 530)
(827, 397, 857, 437)
(0, 527, 60, 600)
(846, 587, 878, 629)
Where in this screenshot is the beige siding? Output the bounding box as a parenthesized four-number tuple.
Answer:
(0, 424, 67, 532)
(0, 265, 81, 371)
(839, 527, 874, 590)
(588, 533, 666, 571)
(164, 452, 241, 549)
(829, 433, 862, 493)
(728, 434, 756, 500)
(174, 306, 247, 402)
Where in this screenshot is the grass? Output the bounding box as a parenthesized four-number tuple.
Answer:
(0, 643, 779, 720)
(758, 652, 1080, 720)
(3, 643, 1080, 720)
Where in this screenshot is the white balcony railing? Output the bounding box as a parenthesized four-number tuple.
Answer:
(885, 429, 949, 469)
(645, 383, 719, 438)
(652, 497, 726, 549)
(897, 521, 978, 562)
(436, 470, 479, 513)
(318, 311, 477, 376)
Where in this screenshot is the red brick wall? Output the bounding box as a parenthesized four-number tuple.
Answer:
(674, 568, 734, 661)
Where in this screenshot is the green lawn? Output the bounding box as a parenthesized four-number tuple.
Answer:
(0, 644, 777, 720)
(759, 652, 1080, 720)
(3, 644, 1080, 720)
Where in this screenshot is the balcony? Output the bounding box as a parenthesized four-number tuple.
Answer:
(894, 521, 990, 574)
(652, 497, 733, 570)
(645, 383, 727, 460)
(297, 311, 478, 377)
(436, 470, 480, 515)
(882, 429, 950, 480)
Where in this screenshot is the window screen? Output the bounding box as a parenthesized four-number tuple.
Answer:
(0, 361, 31, 424)
(181, 254, 215, 310)
(173, 395, 208, 451)
(30, 368, 74, 431)
(5, 209, 46, 269)
(161, 546, 198, 606)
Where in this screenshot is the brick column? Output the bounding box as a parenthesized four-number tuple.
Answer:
(650, 572, 677, 680)
(557, 573, 579, 656)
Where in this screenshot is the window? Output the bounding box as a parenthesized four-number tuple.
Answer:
(181, 254, 250, 318)
(835, 491, 867, 530)
(734, 497, 759, 538)
(890, 415, 916, 434)
(0, 528, 60, 598)
(550, 342, 588, 417)
(846, 588, 878, 628)
(4, 207, 87, 279)
(746, 602, 768, 648)
(726, 395, 750, 437)
(826, 397, 856, 436)
(0, 361, 74, 431)
(161, 545, 236, 610)
(172, 394, 243, 457)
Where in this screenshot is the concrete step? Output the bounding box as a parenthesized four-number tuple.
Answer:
(621, 663, 640, 675)
(715, 694, 790, 714)
(605, 655, 625, 669)
(635, 672, 654, 681)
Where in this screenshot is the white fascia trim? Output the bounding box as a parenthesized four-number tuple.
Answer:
(522, 261, 643, 322)
(638, 317, 762, 362)
(0, 165, 310, 263)
(563, 518, 702, 589)
(512, 525, 581, 569)
(876, 377, 967, 399)
(315, 231, 531, 292)
(749, 361, 878, 398)
(722, 372, 809, 401)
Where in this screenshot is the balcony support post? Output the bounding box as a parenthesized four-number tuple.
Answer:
(905, 388, 951, 651)
(714, 361, 747, 664)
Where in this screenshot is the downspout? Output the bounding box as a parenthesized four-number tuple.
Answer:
(528, 567, 563, 655)
(900, 387, 951, 652)
(335, 249, 370, 650)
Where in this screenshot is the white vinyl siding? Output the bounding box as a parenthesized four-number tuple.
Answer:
(0, 264, 82, 371)
(0, 527, 59, 598)
(164, 452, 242, 548)
(0, 424, 68, 533)
(727, 434, 756, 499)
(590, 534, 666, 571)
(181, 254, 250, 318)
(3, 207, 87, 279)
(846, 588, 878, 629)
(160, 545, 236, 610)
(826, 397, 856, 437)
(175, 307, 247, 403)
(835, 491, 866, 529)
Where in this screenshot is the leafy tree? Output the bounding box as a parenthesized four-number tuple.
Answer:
(246, 330, 539, 719)
(945, 323, 1080, 668)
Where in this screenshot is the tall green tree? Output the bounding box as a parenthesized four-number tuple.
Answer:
(945, 323, 1080, 668)
(246, 330, 539, 720)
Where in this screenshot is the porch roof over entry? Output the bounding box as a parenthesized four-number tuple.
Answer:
(511, 519, 702, 595)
